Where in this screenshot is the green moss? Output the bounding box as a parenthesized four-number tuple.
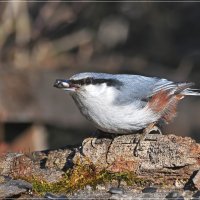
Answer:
(27, 163, 152, 195)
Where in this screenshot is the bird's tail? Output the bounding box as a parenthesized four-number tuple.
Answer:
(181, 88, 200, 96)
(177, 82, 200, 96)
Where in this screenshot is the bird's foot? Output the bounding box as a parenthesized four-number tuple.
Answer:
(134, 124, 162, 157)
(143, 125, 162, 140)
(92, 129, 115, 145)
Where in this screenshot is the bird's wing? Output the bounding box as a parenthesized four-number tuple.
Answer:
(153, 79, 195, 96)
(114, 75, 160, 106)
(114, 75, 194, 107)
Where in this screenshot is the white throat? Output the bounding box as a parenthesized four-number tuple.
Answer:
(82, 83, 117, 101)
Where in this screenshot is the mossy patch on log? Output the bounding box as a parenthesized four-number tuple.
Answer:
(29, 162, 153, 195)
(29, 162, 188, 195)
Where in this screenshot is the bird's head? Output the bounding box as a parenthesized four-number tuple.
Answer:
(54, 72, 123, 96)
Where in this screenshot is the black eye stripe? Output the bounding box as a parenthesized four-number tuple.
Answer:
(85, 77, 92, 84)
(70, 78, 92, 85)
(70, 78, 123, 87)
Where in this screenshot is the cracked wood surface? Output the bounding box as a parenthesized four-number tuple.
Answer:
(74, 134, 200, 176)
(0, 133, 200, 190)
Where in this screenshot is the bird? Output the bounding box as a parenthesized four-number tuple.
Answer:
(54, 72, 200, 155)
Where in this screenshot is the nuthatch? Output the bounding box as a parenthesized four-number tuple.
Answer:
(54, 72, 200, 135)
(54, 72, 200, 155)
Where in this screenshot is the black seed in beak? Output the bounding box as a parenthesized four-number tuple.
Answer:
(54, 79, 70, 89)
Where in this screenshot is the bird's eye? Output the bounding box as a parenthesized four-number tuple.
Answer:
(85, 77, 92, 85)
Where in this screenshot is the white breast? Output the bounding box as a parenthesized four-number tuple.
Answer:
(72, 84, 158, 133)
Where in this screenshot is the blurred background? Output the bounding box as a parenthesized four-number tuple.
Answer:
(0, 1, 200, 153)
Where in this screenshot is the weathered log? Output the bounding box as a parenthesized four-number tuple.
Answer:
(0, 133, 200, 197)
(74, 134, 200, 174)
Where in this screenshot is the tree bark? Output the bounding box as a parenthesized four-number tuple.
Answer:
(0, 133, 200, 189)
(74, 134, 200, 175)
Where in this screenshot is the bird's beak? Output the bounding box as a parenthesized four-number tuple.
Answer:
(54, 79, 77, 91)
